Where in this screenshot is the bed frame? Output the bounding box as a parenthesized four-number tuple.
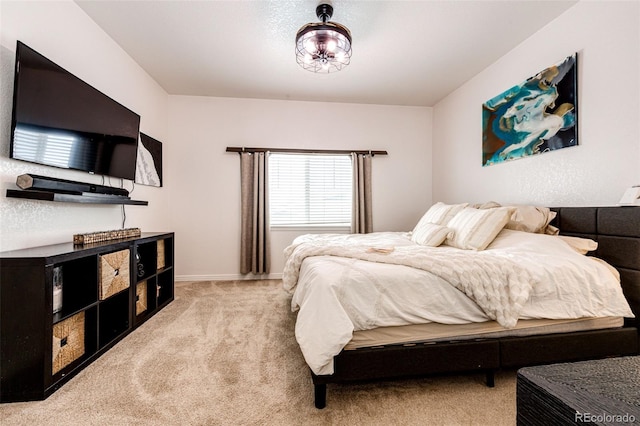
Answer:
(310, 206, 640, 409)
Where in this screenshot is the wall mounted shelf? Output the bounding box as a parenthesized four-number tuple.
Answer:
(6, 189, 148, 206)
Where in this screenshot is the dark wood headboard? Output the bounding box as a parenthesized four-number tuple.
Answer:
(550, 206, 640, 326)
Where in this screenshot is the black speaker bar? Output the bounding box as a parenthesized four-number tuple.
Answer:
(16, 174, 129, 197)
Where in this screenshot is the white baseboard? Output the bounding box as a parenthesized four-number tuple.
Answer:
(175, 273, 283, 282)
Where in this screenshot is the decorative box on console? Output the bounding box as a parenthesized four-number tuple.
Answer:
(99, 249, 130, 300)
(73, 228, 141, 245)
(52, 312, 85, 375)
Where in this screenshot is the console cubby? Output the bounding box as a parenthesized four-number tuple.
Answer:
(135, 278, 155, 319)
(157, 238, 173, 272)
(98, 290, 130, 348)
(133, 236, 174, 327)
(157, 270, 174, 308)
(0, 232, 174, 402)
(50, 306, 98, 385)
(51, 256, 98, 321)
(135, 241, 157, 281)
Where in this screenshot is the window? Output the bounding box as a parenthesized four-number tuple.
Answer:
(269, 153, 352, 227)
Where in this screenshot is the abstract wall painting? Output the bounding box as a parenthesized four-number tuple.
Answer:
(482, 53, 578, 166)
(135, 133, 163, 187)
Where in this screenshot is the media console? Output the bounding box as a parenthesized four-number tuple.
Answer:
(0, 232, 174, 402)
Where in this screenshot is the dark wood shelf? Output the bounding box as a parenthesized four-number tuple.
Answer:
(0, 233, 174, 402)
(6, 189, 148, 205)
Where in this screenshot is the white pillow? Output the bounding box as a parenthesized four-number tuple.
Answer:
(473, 202, 557, 234)
(413, 202, 468, 230)
(471, 201, 501, 209)
(445, 207, 513, 250)
(557, 235, 598, 254)
(411, 223, 452, 246)
(505, 205, 557, 234)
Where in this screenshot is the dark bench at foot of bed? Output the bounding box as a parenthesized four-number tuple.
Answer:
(516, 356, 640, 425)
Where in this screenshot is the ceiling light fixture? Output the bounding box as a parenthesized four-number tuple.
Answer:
(295, 3, 352, 73)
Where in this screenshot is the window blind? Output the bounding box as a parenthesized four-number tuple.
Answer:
(269, 153, 352, 227)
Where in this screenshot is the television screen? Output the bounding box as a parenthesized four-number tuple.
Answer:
(10, 41, 141, 181)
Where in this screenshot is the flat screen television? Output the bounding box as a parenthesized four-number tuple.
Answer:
(9, 41, 141, 181)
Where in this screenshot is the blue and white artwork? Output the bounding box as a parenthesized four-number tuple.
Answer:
(482, 54, 577, 166)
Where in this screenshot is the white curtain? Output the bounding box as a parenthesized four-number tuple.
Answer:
(240, 152, 270, 274)
(351, 152, 373, 234)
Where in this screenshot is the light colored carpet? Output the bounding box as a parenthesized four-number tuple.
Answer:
(0, 280, 517, 425)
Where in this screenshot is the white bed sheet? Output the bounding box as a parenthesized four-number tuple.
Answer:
(286, 230, 634, 375)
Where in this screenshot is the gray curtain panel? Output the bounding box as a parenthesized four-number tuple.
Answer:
(240, 152, 270, 274)
(351, 152, 373, 234)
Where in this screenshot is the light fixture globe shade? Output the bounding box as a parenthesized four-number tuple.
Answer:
(295, 21, 352, 73)
(304, 37, 317, 54)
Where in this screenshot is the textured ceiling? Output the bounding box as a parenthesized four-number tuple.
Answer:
(75, 0, 577, 107)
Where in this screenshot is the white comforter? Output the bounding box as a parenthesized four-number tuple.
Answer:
(283, 230, 634, 375)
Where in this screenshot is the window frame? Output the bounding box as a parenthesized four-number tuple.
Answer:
(268, 152, 353, 231)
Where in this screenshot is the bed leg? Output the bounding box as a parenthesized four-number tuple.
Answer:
(314, 384, 327, 409)
(486, 370, 495, 388)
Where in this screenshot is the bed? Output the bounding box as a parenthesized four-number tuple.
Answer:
(282, 205, 640, 408)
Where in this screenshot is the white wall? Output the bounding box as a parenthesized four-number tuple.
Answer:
(168, 96, 431, 279)
(433, 1, 640, 206)
(0, 1, 170, 252)
(10, 2, 630, 279)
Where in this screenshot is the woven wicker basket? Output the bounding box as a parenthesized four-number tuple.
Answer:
(136, 280, 148, 316)
(99, 249, 130, 300)
(52, 311, 85, 375)
(157, 239, 165, 270)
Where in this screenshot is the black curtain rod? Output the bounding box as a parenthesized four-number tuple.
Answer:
(226, 147, 388, 156)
